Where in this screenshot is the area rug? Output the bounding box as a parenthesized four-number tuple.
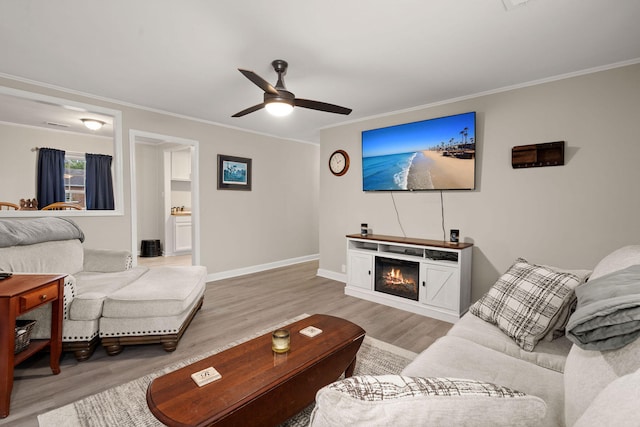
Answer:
(38, 314, 417, 427)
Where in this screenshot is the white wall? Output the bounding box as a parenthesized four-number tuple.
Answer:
(135, 142, 165, 245)
(0, 76, 320, 276)
(319, 63, 640, 301)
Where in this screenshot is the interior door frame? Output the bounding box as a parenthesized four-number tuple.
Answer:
(129, 129, 200, 265)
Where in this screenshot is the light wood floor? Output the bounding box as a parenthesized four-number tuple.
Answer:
(137, 254, 192, 268)
(3, 260, 451, 426)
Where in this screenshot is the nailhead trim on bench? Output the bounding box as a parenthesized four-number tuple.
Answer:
(101, 328, 180, 336)
(63, 331, 98, 340)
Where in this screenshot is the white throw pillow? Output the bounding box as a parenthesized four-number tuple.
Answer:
(309, 375, 546, 427)
(470, 258, 581, 351)
(590, 245, 640, 280)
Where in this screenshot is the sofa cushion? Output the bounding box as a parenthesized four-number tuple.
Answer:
(71, 267, 150, 321)
(74, 266, 149, 295)
(590, 245, 640, 280)
(470, 258, 581, 351)
(563, 334, 640, 426)
(83, 248, 133, 272)
(0, 239, 84, 275)
(448, 313, 571, 373)
(402, 336, 565, 427)
(573, 367, 640, 427)
(101, 266, 206, 318)
(310, 375, 545, 427)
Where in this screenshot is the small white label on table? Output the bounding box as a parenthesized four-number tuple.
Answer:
(191, 367, 222, 387)
(300, 326, 323, 337)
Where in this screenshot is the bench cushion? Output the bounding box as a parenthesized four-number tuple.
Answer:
(101, 266, 207, 318)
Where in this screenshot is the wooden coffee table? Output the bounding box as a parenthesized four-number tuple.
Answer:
(147, 314, 365, 427)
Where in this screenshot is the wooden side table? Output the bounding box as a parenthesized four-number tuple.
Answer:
(0, 274, 65, 418)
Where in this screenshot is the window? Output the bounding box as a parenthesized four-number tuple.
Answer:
(64, 154, 86, 208)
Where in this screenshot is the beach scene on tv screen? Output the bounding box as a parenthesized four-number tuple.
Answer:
(362, 112, 475, 191)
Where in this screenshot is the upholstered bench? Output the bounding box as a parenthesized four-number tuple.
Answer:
(100, 265, 207, 356)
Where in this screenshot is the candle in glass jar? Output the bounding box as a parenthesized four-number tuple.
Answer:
(272, 329, 290, 353)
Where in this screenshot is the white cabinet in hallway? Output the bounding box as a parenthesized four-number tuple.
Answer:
(172, 215, 192, 254)
(171, 149, 191, 181)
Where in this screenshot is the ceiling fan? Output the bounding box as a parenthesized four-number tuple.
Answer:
(232, 59, 352, 117)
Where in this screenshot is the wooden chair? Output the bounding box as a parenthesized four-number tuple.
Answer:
(0, 202, 20, 210)
(41, 202, 83, 210)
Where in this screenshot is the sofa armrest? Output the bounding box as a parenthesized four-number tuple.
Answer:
(63, 274, 76, 319)
(83, 248, 133, 273)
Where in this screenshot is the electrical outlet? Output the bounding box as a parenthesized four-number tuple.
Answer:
(341, 264, 346, 273)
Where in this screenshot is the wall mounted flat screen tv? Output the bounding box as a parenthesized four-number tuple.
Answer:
(362, 112, 476, 191)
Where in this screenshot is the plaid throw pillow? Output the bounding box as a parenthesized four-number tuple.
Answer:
(312, 375, 547, 426)
(470, 258, 581, 351)
(327, 375, 526, 401)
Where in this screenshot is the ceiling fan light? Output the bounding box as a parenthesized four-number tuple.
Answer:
(265, 101, 293, 117)
(81, 118, 106, 130)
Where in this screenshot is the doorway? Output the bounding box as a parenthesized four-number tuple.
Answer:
(129, 130, 200, 266)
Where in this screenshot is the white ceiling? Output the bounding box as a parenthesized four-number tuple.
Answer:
(1, 0, 639, 143)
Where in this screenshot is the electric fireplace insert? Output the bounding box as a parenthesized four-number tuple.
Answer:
(374, 256, 419, 301)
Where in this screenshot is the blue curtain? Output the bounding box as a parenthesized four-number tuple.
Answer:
(37, 148, 66, 209)
(85, 153, 114, 210)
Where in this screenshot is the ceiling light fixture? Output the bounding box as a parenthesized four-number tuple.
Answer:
(264, 100, 294, 117)
(81, 118, 106, 130)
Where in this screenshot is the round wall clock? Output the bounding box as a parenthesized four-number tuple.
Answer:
(329, 149, 350, 176)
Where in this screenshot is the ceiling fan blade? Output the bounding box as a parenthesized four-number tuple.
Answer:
(294, 98, 352, 115)
(231, 103, 265, 117)
(238, 69, 279, 95)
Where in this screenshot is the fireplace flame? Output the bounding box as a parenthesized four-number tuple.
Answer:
(384, 268, 415, 286)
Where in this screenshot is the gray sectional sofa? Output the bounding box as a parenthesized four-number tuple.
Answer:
(310, 246, 640, 426)
(0, 217, 206, 361)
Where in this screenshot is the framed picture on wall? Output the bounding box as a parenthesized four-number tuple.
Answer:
(217, 154, 252, 191)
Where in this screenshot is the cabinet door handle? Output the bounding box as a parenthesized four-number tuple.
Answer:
(368, 270, 371, 275)
(422, 281, 426, 287)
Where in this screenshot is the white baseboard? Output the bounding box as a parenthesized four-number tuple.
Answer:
(207, 254, 319, 282)
(316, 268, 346, 283)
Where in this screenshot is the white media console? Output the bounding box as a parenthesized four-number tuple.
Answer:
(346, 234, 473, 323)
